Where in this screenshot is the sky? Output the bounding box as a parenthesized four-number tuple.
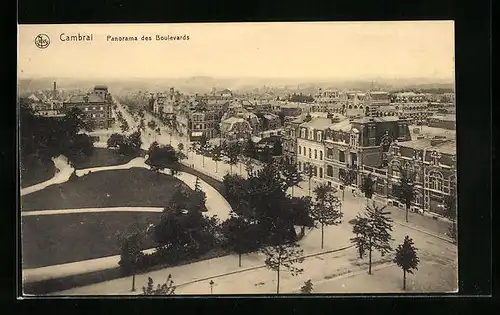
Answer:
(18, 21, 454, 80)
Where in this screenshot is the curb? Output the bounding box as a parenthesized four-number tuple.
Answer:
(174, 244, 354, 289)
(289, 261, 396, 294)
(367, 198, 454, 244)
(394, 221, 454, 244)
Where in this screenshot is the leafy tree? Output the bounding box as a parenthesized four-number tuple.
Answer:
(154, 208, 219, 257)
(244, 157, 255, 177)
(118, 232, 143, 291)
(360, 173, 375, 205)
(244, 138, 257, 159)
(350, 202, 394, 274)
(311, 183, 342, 249)
(286, 196, 314, 237)
(226, 142, 240, 175)
(64, 107, 95, 133)
(127, 131, 142, 154)
(300, 279, 314, 294)
(120, 120, 130, 133)
(443, 190, 457, 243)
(211, 145, 223, 173)
(147, 120, 157, 131)
(281, 160, 302, 197)
(339, 165, 357, 213)
(145, 143, 179, 174)
(392, 166, 417, 223)
(197, 134, 210, 167)
(107, 133, 125, 149)
(221, 214, 262, 267)
(142, 275, 176, 295)
(303, 162, 314, 196)
(262, 241, 304, 294)
(393, 236, 419, 290)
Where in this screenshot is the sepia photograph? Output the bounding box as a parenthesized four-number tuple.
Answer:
(18, 21, 457, 296)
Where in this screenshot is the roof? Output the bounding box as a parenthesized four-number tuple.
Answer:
(329, 119, 352, 132)
(398, 138, 456, 155)
(222, 117, 246, 124)
(351, 116, 401, 124)
(65, 94, 106, 103)
(410, 125, 455, 140)
(263, 114, 278, 120)
(28, 94, 40, 102)
(429, 114, 456, 122)
(300, 117, 333, 130)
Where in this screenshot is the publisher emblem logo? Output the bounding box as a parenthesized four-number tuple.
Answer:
(34, 34, 50, 49)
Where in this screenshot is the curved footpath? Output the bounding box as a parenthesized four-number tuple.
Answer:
(22, 156, 233, 284)
(21, 156, 75, 196)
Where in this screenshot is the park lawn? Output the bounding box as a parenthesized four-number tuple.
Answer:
(71, 147, 141, 169)
(21, 158, 56, 188)
(21, 168, 190, 211)
(21, 212, 162, 268)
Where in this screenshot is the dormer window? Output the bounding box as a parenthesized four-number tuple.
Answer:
(317, 131, 322, 141)
(301, 128, 306, 138)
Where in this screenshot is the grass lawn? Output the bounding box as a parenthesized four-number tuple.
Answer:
(22, 212, 162, 268)
(71, 148, 140, 169)
(21, 158, 56, 188)
(21, 168, 190, 211)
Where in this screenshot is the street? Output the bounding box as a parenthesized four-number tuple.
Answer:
(55, 101, 457, 295)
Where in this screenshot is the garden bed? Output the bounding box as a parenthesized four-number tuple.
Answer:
(21, 158, 56, 188)
(22, 211, 163, 268)
(70, 147, 141, 169)
(21, 168, 190, 211)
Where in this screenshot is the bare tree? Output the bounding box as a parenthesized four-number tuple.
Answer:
(311, 183, 342, 249)
(262, 242, 304, 294)
(350, 201, 394, 274)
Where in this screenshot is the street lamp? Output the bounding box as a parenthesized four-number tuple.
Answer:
(209, 280, 215, 294)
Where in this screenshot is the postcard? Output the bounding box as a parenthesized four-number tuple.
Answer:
(18, 21, 457, 296)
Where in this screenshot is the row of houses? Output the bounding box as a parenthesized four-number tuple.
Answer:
(282, 113, 456, 216)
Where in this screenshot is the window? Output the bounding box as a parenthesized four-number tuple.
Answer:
(429, 172, 443, 191)
(313, 166, 318, 177)
(320, 151, 323, 160)
(317, 131, 322, 141)
(339, 150, 345, 162)
(298, 146, 302, 154)
(92, 113, 96, 118)
(298, 162, 302, 171)
(327, 165, 333, 177)
(301, 129, 306, 138)
(314, 149, 317, 159)
(309, 130, 314, 140)
(309, 148, 312, 158)
(85, 107, 89, 111)
(327, 148, 333, 159)
(100, 106, 104, 110)
(319, 167, 323, 178)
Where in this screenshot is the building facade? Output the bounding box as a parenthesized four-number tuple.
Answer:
(63, 85, 112, 129)
(383, 137, 457, 215)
